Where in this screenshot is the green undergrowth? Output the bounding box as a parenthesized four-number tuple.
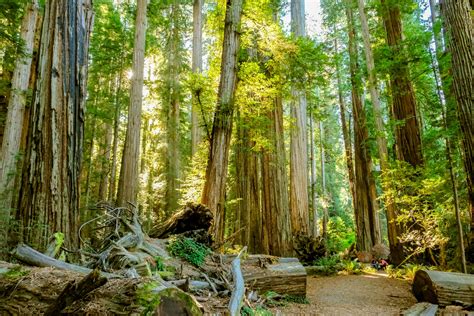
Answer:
(167, 236, 211, 267)
(309, 256, 377, 276)
(386, 264, 437, 281)
(241, 306, 273, 316)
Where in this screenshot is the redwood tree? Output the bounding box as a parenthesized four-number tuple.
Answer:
(18, 0, 93, 251)
(441, 0, 474, 263)
(201, 0, 244, 244)
(117, 0, 148, 207)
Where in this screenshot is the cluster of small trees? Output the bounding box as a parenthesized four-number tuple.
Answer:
(0, 0, 472, 271)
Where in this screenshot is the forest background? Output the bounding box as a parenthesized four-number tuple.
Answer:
(0, 0, 472, 272)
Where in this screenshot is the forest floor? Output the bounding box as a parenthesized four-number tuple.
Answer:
(272, 271, 417, 315)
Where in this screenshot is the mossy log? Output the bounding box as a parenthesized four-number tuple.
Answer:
(412, 270, 474, 308)
(0, 263, 203, 315)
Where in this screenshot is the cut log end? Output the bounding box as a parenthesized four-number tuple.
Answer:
(412, 270, 474, 308)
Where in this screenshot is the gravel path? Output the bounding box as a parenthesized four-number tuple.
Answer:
(274, 272, 417, 315)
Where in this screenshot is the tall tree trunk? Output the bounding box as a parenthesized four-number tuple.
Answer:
(309, 112, 319, 237)
(0, 0, 38, 255)
(441, 0, 474, 264)
(17, 0, 93, 251)
(84, 116, 96, 207)
(261, 96, 292, 256)
(334, 37, 356, 223)
(108, 72, 122, 203)
(201, 0, 243, 244)
(191, 0, 203, 155)
(164, 1, 181, 215)
(319, 122, 328, 243)
(99, 126, 113, 202)
(380, 0, 423, 168)
(117, 0, 148, 207)
(235, 115, 261, 253)
(290, 0, 310, 238)
(346, 1, 381, 251)
(357, 0, 399, 261)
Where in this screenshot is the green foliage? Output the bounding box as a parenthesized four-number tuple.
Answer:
(167, 236, 210, 267)
(387, 264, 436, 282)
(241, 306, 273, 316)
(312, 255, 341, 275)
(326, 216, 355, 254)
(136, 282, 162, 316)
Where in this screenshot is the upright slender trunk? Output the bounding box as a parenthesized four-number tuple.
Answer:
(201, 0, 243, 244)
(441, 0, 473, 265)
(165, 1, 181, 215)
(319, 122, 328, 243)
(290, 0, 310, 237)
(357, 0, 399, 259)
(334, 37, 356, 219)
(346, 1, 381, 251)
(380, 0, 423, 168)
(191, 0, 203, 155)
(99, 126, 113, 201)
(117, 0, 148, 207)
(0, 0, 38, 254)
(18, 0, 93, 251)
(108, 72, 122, 202)
(309, 112, 319, 237)
(84, 116, 96, 207)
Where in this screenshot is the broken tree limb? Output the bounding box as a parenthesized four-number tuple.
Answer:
(12, 244, 119, 278)
(149, 203, 213, 239)
(412, 270, 474, 307)
(228, 246, 247, 316)
(45, 269, 107, 315)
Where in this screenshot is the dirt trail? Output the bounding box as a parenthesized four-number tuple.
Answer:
(274, 272, 417, 315)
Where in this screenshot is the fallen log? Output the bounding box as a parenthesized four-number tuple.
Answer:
(149, 203, 213, 240)
(12, 243, 119, 278)
(45, 269, 107, 315)
(242, 256, 307, 296)
(402, 302, 438, 316)
(412, 270, 474, 308)
(0, 264, 203, 315)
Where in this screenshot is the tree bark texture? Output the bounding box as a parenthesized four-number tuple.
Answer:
(357, 0, 400, 263)
(108, 72, 122, 202)
(309, 113, 319, 238)
(191, 0, 203, 155)
(261, 97, 292, 256)
(164, 1, 181, 215)
(412, 270, 474, 307)
(201, 0, 243, 244)
(117, 0, 148, 207)
(0, 0, 38, 254)
(346, 2, 381, 251)
(380, 0, 423, 168)
(290, 0, 310, 237)
(441, 0, 474, 261)
(17, 0, 93, 251)
(234, 116, 261, 253)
